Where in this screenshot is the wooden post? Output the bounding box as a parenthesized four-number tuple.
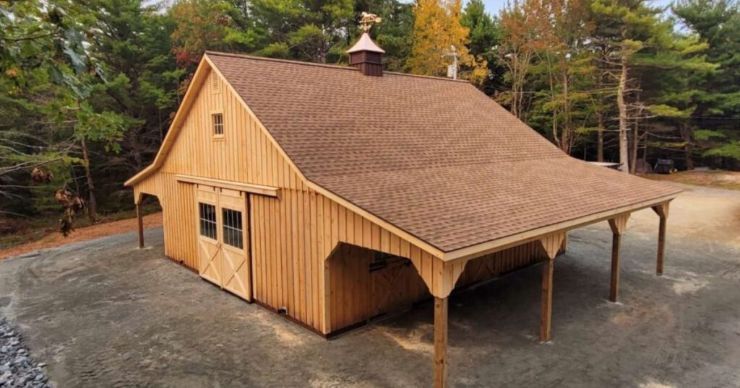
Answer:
(136, 203, 144, 249)
(540, 258, 554, 342)
(433, 296, 448, 388)
(652, 203, 669, 276)
(609, 232, 621, 302)
(537, 232, 565, 343)
(608, 214, 630, 302)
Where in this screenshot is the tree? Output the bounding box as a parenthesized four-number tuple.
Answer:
(237, 0, 354, 63)
(529, 0, 595, 155)
(170, 0, 235, 69)
(84, 0, 182, 182)
(461, 0, 503, 93)
(0, 0, 129, 223)
(407, 0, 473, 78)
(673, 0, 740, 167)
(590, 0, 665, 173)
(497, 0, 548, 119)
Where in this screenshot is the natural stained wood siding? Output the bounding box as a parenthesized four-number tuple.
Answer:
(457, 240, 549, 288)
(130, 62, 563, 335)
(159, 69, 302, 189)
(325, 239, 556, 333)
(250, 187, 451, 333)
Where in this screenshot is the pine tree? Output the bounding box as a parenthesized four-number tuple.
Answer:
(590, 0, 664, 172)
(461, 0, 502, 93)
(673, 0, 740, 167)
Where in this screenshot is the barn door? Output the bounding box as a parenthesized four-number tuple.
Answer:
(370, 254, 416, 316)
(196, 186, 222, 286)
(218, 189, 251, 301)
(195, 185, 252, 301)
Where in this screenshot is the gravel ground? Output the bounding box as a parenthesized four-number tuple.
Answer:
(0, 319, 49, 388)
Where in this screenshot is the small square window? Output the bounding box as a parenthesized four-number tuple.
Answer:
(199, 203, 217, 239)
(222, 208, 243, 249)
(212, 113, 224, 136)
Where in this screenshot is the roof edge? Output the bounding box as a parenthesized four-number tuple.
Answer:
(441, 191, 682, 262)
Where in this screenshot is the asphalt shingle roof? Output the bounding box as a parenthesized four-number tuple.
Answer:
(207, 51, 680, 253)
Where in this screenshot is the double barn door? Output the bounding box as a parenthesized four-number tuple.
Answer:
(196, 185, 251, 301)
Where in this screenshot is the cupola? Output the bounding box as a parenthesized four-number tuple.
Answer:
(347, 13, 385, 76)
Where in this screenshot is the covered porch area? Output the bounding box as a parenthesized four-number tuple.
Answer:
(419, 199, 672, 388)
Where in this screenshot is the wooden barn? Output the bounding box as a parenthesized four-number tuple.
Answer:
(125, 32, 680, 387)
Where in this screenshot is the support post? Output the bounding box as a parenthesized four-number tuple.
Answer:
(608, 214, 630, 302)
(537, 231, 565, 343)
(540, 257, 554, 342)
(609, 232, 621, 302)
(136, 203, 144, 249)
(652, 202, 669, 276)
(433, 296, 448, 388)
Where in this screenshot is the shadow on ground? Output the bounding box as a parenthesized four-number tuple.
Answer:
(1, 189, 739, 387)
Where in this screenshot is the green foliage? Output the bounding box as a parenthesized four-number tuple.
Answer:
(694, 129, 726, 140)
(704, 141, 740, 158)
(461, 0, 503, 93)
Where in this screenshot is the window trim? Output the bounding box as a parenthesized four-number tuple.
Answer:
(211, 112, 224, 138)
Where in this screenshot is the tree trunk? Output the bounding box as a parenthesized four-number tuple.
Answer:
(595, 51, 606, 163)
(562, 66, 571, 155)
(680, 125, 694, 170)
(630, 112, 639, 174)
(597, 111, 605, 162)
(80, 137, 97, 223)
(617, 51, 630, 174)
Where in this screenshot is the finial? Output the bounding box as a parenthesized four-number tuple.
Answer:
(359, 12, 382, 33)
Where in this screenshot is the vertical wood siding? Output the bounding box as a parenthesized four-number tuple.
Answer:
(325, 240, 552, 334)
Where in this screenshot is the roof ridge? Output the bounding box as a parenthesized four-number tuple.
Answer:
(382, 70, 471, 84)
(205, 50, 470, 84)
(205, 51, 359, 72)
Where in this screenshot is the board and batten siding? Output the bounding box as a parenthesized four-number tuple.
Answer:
(326, 238, 554, 333)
(133, 64, 564, 335)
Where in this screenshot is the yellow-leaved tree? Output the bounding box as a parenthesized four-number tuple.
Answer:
(408, 0, 483, 82)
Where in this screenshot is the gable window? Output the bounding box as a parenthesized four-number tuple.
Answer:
(199, 203, 217, 239)
(212, 113, 224, 136)
(222, 208, 244, 248)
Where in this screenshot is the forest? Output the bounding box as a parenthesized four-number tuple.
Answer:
(0, 0, 738, 233)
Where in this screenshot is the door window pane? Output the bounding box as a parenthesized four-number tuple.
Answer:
(199, 203, 217, 239)
(222, 208, 243, 248)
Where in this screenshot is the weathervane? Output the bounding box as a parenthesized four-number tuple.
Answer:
(359, 12, 382, 33)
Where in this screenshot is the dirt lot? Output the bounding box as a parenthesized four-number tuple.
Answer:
(643, 169, 740, 191)
(0, 213, 163, 260)
(0, 185, 738, 387)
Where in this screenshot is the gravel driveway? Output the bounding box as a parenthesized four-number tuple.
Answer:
(0, 185, 739, 387)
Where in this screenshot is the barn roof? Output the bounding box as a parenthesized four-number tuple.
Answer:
(204, 52, 681, 255)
